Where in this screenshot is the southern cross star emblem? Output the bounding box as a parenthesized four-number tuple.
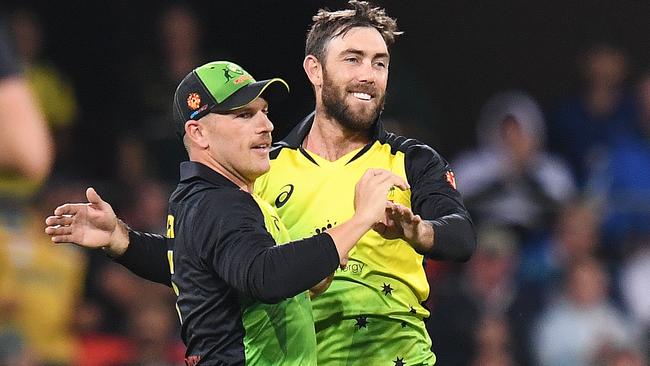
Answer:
(354, 316, 369, 329)
(393, 356, 405, 366)
(382, 283, 393, 295)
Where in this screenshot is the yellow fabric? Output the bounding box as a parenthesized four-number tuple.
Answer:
(254, 141, 435, 365)
(0, 214, 86, 364)
(25, 64, 77, 129)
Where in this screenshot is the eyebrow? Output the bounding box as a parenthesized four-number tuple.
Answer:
(224, 101, 268, 115)
(341, 48, 390, 60)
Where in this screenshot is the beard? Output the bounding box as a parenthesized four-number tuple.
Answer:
(321, 68, 386, 132)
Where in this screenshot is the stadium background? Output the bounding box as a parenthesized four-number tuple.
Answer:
(1, 0, 649, 365)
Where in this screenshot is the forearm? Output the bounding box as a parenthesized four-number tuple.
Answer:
(247, 233, 339, 303)
(114, 229, 172, 286)
(326, 215, 372, 261)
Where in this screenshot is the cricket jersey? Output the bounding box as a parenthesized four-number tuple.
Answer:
(254, 113, 475, 366)
(161, 161, 338, 365)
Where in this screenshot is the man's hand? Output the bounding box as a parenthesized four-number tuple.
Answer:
(44, 187, 130, 257)
(373, 202, 434, 254)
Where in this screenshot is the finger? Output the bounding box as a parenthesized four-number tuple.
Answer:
(51, 235, 75, 243)
(375, 173, 409, 191)
(45, 225, 73, 236)
(54, 203, 87, 216)
(388, 175, 409, 190)
(45, 215, 73, 226)
(396, 204, 416, 222)
(86, 187, 105, 206)
(373, 222, 387, 234)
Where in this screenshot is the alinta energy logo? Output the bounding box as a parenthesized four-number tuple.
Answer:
(274, 184, 294, 208)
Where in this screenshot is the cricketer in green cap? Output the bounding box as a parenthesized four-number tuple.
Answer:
(173, 60, 289, 137)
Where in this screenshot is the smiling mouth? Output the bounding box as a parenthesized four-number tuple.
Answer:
(351, 92, 373, 101)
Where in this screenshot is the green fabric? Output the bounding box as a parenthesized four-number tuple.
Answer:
(240, 195, 317, 365)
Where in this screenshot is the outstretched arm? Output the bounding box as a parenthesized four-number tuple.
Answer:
(45, 187, 171, 285)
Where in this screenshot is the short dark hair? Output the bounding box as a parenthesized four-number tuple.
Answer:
(305, 0, 402, 62)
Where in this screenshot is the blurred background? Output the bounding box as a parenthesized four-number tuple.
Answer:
(0, 0, 648, 365)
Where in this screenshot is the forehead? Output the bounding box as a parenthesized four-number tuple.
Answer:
(325, 26, 388, 57)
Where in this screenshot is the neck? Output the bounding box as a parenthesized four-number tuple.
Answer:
(192, 155, 254, 193)
(304, 107, 372, 161)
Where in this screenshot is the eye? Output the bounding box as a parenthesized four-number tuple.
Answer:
(345, 56, 359, 63)
(237, 112, 253, 119)
(262, 108, 269, 115)
(374, 60, 387, 68)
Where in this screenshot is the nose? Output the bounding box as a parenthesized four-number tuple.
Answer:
(357, 60, 376, 84)
(257, 112, 274, 134)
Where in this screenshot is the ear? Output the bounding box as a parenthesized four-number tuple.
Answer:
(185, 120, 209, 149)
(303, 55, 323, 88)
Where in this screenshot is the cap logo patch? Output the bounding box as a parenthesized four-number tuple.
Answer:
(223, 66, 244, 83)
(190, 104, 209, 119)
(446, 170, 457, 190)
(234, 74, 253, 85)
(187, 93, 201, 110)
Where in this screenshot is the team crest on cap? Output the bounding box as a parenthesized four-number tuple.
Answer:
(187, 92, 201, 110)
(446, 170, 457, 190)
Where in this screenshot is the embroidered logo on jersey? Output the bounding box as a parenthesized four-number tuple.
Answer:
(271, 215, 280, 231)
(445, 170, 457, 190)
(187, 92, 201, 110)
(274, 184, 294, 208)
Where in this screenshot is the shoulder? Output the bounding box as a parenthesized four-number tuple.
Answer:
(180, 186, 263, 225)
(380, 131, 448, 172)
(381, 132, 445, 161)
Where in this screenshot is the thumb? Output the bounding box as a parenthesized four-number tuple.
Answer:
(86, 187, 104, 206)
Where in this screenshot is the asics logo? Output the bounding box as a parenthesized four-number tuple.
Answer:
(274, 184, 294, 208)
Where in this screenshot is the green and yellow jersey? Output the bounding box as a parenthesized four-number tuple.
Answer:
(255, 113, 475, 366)
(159, 161, 338, 365)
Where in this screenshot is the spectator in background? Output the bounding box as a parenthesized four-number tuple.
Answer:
(534, 257, 639, 366)
(118, 4, 219, 185)
(0, 15, 52, 212)
(427, 225, 523, 365)
(125, 301, 184, 366)
(470, 314, 516, 366)
(591, 71, 650, 250)
(517, 198, 601, 287)
(0, 183, 87, 365)
(9, 8, 78, 174)
(618, 242, 650, 362)
(453, 90, 575, 244)
(549, 43, 637, 186)
(75, 263, 181, 366)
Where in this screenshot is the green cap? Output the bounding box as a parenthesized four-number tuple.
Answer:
(173, 61, 289, 136)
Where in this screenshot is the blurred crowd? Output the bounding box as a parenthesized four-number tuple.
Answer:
(0, 3, 648, 366)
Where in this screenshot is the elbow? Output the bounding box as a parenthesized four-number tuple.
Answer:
(455, 235, 477, 262)
(249, 286, 286, 304)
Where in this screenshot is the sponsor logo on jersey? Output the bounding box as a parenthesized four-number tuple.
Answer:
(274, 184, 294, 208)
